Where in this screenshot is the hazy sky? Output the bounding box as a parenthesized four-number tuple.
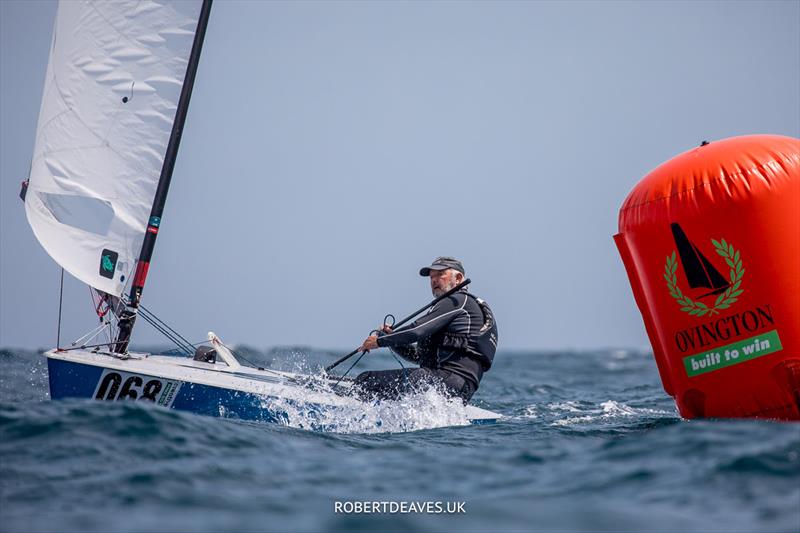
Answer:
(1, 0, 798, 352)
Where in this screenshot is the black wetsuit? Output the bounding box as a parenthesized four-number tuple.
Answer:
(353, 289, 495, 403)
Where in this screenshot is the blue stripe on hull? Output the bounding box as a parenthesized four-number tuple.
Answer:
(48, 357, 104, 399)
(47, 357, 285, 423)
(171, 383, 285, 423)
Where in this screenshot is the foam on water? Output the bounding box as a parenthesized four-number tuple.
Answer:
(262, 379, 471, 434)
(550, 399, 673, 426)
(220, 351, 478, 434)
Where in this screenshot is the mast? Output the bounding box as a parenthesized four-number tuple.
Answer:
(115, 0, 213, 353)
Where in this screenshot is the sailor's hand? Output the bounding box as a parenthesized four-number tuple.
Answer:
(382, 325, 393, 334)
(360, 335, 379, 352)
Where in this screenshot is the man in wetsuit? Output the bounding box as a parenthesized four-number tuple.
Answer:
(353, 257, 498, 404)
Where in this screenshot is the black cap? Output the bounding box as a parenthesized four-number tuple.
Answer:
(419, 256, 465, 276)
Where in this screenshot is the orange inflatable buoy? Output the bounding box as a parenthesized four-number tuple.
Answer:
(614, 134, 800, 420)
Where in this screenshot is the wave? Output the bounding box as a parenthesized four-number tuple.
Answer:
(265, 384, 472, 434)
(2, 348, 799, 533)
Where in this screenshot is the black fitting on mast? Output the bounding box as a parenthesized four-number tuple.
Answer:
(115, 0, 213, 353)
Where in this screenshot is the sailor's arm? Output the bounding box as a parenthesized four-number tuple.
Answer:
(376, 294, 465, 347)
(389, 344, 420, 363)
(379, 324, 419, 362)
(357, 327, 419, 362)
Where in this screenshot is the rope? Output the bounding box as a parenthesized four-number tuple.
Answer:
(216, 340, 293, 380)
(59, 341, 128, 352)
(335, 350, 367, 387)
(116, 298, 195, 356)
(71, 321, 110, 347)
(137, 311, 194, 355)
(160, 339, 212, 355)
(138, 314, 189, 353)
(390, 351, 409, 387)
(89, 288, 110, 319)
(139, 304, 195, 354)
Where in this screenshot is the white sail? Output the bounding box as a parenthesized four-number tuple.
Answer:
(25, 0, 203, 296)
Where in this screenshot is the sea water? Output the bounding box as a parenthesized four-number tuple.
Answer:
(1, 347, 798, 532)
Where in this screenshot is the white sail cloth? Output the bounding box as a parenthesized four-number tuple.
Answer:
(25, 0, 202, 296)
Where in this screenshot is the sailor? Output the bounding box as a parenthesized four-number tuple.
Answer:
(354, 257, 498, 403)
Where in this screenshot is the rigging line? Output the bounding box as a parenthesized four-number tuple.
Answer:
(139, 307, 193, 351)
(125, 299, 194, 354)
(335, 351, 367, 387)
(104, 318, 113, 347)
(88, 287, 110, 319)
(389, 351, 409, 387)
(142, 321, 193, 356)
(138, 304, 195, 352)
(71, 321, 109, 347)
(137, 313, 194, 356)
(216, 341, 322, 386)
(58, 341, 128, 352)
(88, 286, 97, 310)
(57, 268, 64, 349)
(161, 339, 216, 355)
(136, 311, 178, 345)
(216, 340, 287, 378)
(144, 323, 192, 356)
(137, 311, 193, 355)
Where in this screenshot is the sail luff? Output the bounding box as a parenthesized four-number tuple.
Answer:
(115, 0, 213, 353)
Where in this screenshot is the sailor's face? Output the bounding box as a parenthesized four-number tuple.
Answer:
(429, 269, 461, 297)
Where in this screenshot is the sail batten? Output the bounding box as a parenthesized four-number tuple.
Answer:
(25, 0, 204, 296)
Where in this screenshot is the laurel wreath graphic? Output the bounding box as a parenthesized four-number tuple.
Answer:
(664, 238, 745, 317)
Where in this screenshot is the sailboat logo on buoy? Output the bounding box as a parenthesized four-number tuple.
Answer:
(664, 223, 745, 317)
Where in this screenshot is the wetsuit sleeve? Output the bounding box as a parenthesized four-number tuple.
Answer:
(389, 345, 420, 363)
(376, 293, 466, 348)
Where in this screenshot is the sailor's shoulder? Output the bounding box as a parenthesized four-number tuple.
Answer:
(463, 291, 485, 305)
(465, 293, 494, 315)
(452, 291, 473, 304)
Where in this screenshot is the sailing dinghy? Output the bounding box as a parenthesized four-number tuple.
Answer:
(22, 0, 501, 430)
